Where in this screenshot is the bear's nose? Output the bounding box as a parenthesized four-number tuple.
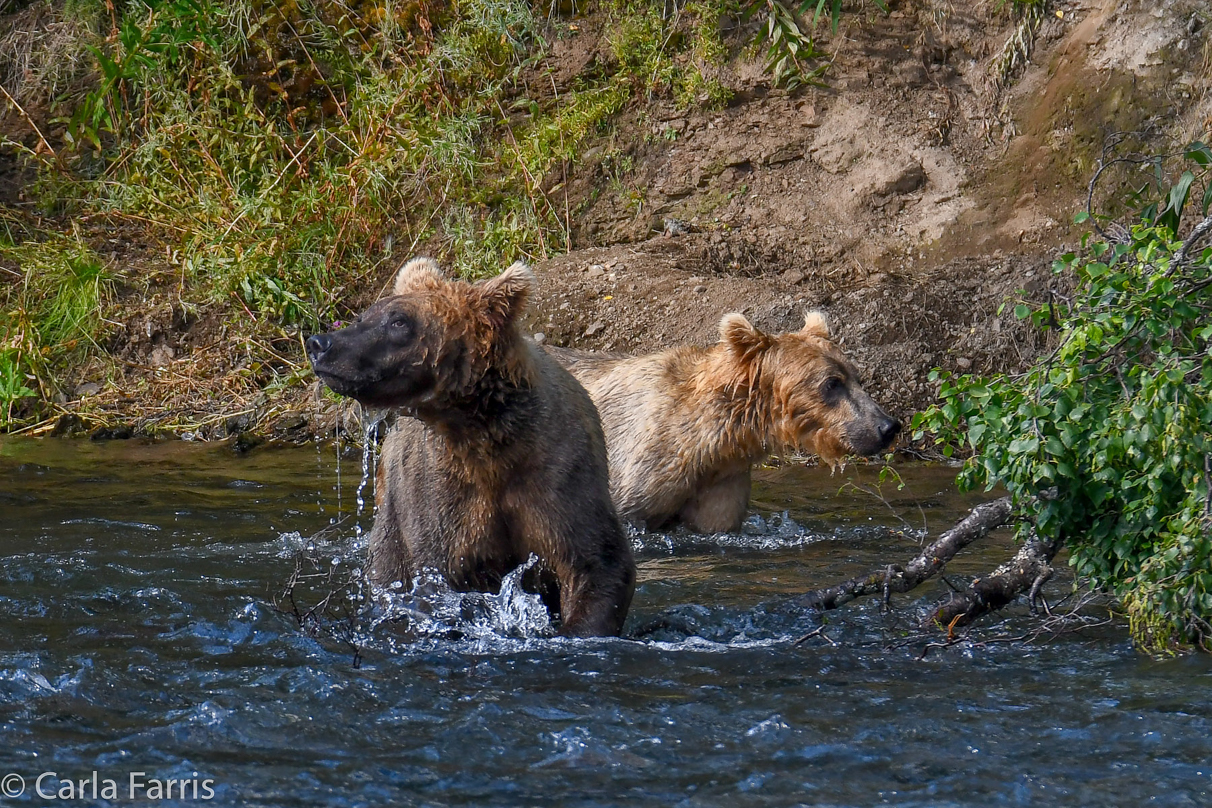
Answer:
(878, 417, 901, 443)
(306, 334, 332, 361)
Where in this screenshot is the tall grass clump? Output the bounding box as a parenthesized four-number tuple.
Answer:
(59, 0, 555, 323)
(1, 227, 113, 423)
(0, 0, 766, 425)
(10, 0, 745, 316)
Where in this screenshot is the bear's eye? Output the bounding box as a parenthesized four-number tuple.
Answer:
(823, 377, 844, 396)
(390, 316, 410, 329)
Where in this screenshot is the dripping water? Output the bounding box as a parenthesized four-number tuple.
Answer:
(333, 407, 343, 524)
(313, 385, 325, 521)
(353, 406, 388, 543)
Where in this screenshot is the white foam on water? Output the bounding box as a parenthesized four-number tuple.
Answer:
(631, 511, 830, 553)
(365, 554, 555, 645)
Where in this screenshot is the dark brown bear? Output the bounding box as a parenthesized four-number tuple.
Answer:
(306, 258, 634, 637)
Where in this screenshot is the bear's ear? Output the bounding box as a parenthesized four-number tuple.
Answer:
(719, 313, 771, 358)
(475, 261, 534, 328)
(393, 257, 443, 295)
(800, 310, 830, 339)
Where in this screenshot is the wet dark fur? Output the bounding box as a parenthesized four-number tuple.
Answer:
(307, 259, 634, 637)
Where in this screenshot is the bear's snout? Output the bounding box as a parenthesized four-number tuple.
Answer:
(306, 333, 333, 363)
(845, 406, 901, 457)
(877, 416, 901, 445)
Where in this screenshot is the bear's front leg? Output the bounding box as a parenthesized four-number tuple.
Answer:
(366, 421, 431, 589)
(512, 505, 635, 637)
(557, 548, 636, 637)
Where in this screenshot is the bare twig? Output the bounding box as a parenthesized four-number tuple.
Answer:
(1027, 563, 1054, 615)
(916, 592, 1113, 658)
(272, 542, 365, 667)
(0, 80, 56, 157)
(793, 625, 836, 646)
(1203, 453, 1212, 519)
(1175, 213, 1212, 266)
(1084, 131, 1177, 240)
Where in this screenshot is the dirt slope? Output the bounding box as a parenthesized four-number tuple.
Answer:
(515, 0, 1209, 431)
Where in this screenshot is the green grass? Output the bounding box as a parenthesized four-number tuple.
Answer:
(0, 0, 770, 427)
(1, 228, 112, 422)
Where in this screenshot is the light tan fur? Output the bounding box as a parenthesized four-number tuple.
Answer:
(547, 311, 898, 533)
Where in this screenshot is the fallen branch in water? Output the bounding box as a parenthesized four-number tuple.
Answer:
(793, 624, 837, 647)
(272, 534, 365, 667)
(925, 530, 1063, 630)
(796, 496, 1014, 611)
(916, 588, 1112, 658)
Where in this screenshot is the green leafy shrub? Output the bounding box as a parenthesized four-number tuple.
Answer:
(0, 351, 37, 425)
(914, 151, 1212, 653)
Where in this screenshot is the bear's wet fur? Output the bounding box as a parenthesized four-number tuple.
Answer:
(307, 258, 635, 637)
(547, 312, 900, 533)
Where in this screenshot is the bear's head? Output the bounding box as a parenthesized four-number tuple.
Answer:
(306, 258, 534, 410)
(718, 311, 899, 463)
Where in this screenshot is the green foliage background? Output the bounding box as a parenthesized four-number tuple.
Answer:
(913, 146, 1212, 653)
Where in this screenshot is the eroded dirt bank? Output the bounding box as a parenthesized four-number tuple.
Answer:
(520, 0, 1210, 429)
(6, 0, 1210, 442)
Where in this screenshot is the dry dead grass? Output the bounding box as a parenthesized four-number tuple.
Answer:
(0, 3, 98, 106)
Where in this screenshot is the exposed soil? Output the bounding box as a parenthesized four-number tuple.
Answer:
(521, 0, 1209, 430)
(5, 0, 1211, 442)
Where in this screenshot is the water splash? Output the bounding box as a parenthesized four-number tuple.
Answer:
(631, 511, 826, 554)
(531, 726, 656, 770)
(0, 660, 91, 699)
(367, 555, 555, 644)
(745, 714, 792, 737)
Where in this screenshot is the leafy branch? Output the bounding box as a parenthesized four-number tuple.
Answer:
(912, 145, 1212, 654)
(748, 0, 887, 89)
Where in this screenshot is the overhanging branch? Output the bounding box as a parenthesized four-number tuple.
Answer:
(1175, 213, 1212, 266)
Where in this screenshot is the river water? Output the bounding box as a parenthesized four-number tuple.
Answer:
(0, 437, 1209, 806)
